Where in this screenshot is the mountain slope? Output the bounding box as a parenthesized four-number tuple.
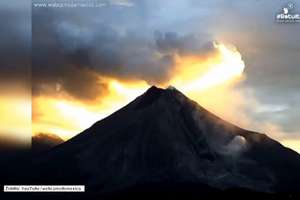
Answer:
(32, 133, 64, 152)
(32, 86, 300, 196)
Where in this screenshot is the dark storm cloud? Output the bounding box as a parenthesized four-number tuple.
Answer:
(154, 31, 215, 55)
(32, 10, 174, 100)
(32, 4, 215, 101)
(32, 9, 109, 100)
(0, 1, 30, 84)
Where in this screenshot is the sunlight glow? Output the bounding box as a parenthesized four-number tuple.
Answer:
(0, 88, 31, 145)
(174, 42, 245, 92)
(32, 79, 149, 140)
(32, 42, 249, 141)
(281, 139, 300, 154)
(32, 42, 247, 140)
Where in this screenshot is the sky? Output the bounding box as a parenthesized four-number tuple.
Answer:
(1, 0, 300, 153)
(0, 0, 31, 148)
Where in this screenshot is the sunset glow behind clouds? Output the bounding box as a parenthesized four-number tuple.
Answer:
(32, 42, 245, 139)
(30, 42, 300, 154)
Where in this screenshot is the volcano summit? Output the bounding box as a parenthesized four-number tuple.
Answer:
(32, 86, 300, 198)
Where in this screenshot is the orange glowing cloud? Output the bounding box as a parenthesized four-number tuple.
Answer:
(172, 42, 245, 93)
(32, 79, 149, 140)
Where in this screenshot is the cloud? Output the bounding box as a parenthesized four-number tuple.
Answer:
(32, 5, 219, 101)
(222, 136, 247, 157)
(0, 0, 30, 84)
(110, 0, 135, 7)
(208, 0, 300, 136)
(29, 0, 300, 152)
(154, 31, 215, 56)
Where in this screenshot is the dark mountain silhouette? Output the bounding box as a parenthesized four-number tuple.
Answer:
(32, 133, 64, 152)
(31, 86, 300, 199)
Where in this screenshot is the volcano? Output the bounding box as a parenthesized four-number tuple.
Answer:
(32, 86, 300, 198)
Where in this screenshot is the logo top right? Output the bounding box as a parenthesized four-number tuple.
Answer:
(276, 2, 300, 23)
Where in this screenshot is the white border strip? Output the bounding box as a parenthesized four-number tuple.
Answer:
(4, 185, 85, 192)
